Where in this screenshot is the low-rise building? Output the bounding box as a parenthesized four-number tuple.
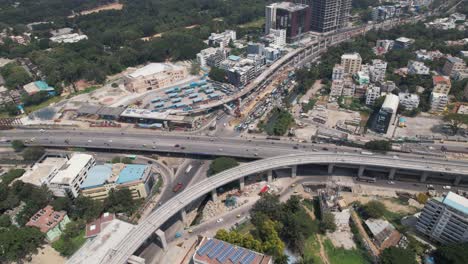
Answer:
(407, 60, 430, 75)
(80, 164, 154, 200)
(416, 192, 468, 244)
(330, 80, 344, 97)
(354, 71, 370, 85)
(50, 33, 88, 43)
(365, 85, 381, 105)
(264, 47, 281, 62)
(415, 49, 445, 61)
(268, 29, 287, 47)
(394, 37, 415, 50)
(45, 153, 95, 198)
(85, 212, 115, 238)
(365, 218, 401, 250)
(124, 63, 188, 93)
(193, 237, 272, 264)
(208, 30, 236, 48)
(196, 47, 227, 68)
(374, 40, 394, 55)
(432, 76, 451, 95)
(430, 92, 448, 112)
(23, 81, 55, 96)
(68, 219, 135, 264)
(442, 56, 466, 77)
(372, 5, 402, 21)
(26, 205, 70, 242)
(398, 93, 420, 110)
(19, 153, 69, 187)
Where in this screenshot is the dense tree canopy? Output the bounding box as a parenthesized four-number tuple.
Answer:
(364, 140, 392, 152)
(0, 62, 32, 89)
(380, 247, 417, 264)
(434, 243, 468, 264)
(208, 157, 239, 176)
(362, 200, 386, 219)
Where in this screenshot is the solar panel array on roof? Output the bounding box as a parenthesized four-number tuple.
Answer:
(197, 239, 215, 256)
(230, 248, 246, 263)
(241, 252, 256, 264)
(217, 245, 235, 263)
(207, 241, 225, 259)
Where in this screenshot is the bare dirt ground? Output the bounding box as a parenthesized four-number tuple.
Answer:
(69, 2, 123, 17)
(25, 245, 65, 264)
(341, 193, 422, 214)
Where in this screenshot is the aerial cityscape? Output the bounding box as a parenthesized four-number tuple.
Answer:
(0, 0, 467, 264)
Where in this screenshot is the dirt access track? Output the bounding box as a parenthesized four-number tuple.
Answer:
(68, 2, 124, 18)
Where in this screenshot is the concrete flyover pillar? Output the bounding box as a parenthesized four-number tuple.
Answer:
(328, 164, 334, 175)
(267, 170, 273, 183)
(180, 208, 187, 223)
(155, 229, 168, 251)
(358, 165, 365, 177)
(291, 165, 297, 178)
(239, 177, 245, 190)
(420, 171, 429, 183)
(388, 168, 396, 180)
(211, 189, 218, 202)
(454, 175, 462, 186)
(128, 255, 146, 264)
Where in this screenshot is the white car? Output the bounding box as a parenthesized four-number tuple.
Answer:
(388, 181, 395, 185)
(216, 218, 224, 223)
(87, 139, 92, 143)
(443, 186, 451, 190)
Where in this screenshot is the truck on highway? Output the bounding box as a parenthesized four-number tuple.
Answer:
(185, 165, 193, 174)
(360, 151, 374, 155)
(356, 176, 376, 183)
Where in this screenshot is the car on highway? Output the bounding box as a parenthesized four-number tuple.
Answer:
(216, 218, 224, 223)
(174, 144, 180, 147)
(388, 181, 395, 184)
(87, 139, 92, 143)
(173, 182, 183, 192)
(442, 185, 451, 190)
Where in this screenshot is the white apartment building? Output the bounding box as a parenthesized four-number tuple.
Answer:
(46, 153, 95, 198)
(208, 30, 236, 48)
(369, 59, 387, 83)
(330, 80, 344, 97)
(269, 29, 287, 47)
(407, 60, 430, 75)
(341, 53, 362, 74)
(332, 64, 345, 81)
(196, 47, 227, 68)
(430, 92, 449, 112)
(432, 76, 452, 95)
(398, 93, 420, 110)
(416, 192, 468, 244)
(365, 85, 381, 105)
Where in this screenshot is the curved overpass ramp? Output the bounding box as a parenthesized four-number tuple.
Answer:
(98, 152, 468, 264)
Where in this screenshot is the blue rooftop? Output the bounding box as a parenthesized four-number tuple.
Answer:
(80, 164, 112, 189)
(116, 165, 148, 184)
(228, 55, 241, 61)
(442, 192, 468, 215)
(35, 81, 54, 91)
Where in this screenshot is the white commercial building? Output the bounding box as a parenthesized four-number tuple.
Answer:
(341, 53, 362, 74)
(407, 60, 430, 75)
(269, 29, 287, 47)
(124, 63, 188, 93)
(50, 33, 88, 43)
(430, 92, 449, 112)
(416, 192, 468, 244)
(398, 93, 420, 110)
(45, 153, 95, 198)
(369, 59, 387, 83)
(365, 85, 381, 105)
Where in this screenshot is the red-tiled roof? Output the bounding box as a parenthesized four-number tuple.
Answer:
(433, 75, 450, 84)
(85, 212, 115, 238)
(26, 205, 67, 233)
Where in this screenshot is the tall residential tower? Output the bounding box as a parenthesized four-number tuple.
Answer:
(293, 0, 351, 33)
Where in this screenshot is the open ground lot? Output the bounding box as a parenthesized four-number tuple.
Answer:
(394, 114, 445, 138)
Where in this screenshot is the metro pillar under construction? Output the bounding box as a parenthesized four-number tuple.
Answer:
(155, 229, 168, 251)
(358, 165, 365, 177)
(239, 177, 245, 190)
(211, 189, 218, 202)
(388, 168, 396, 180)
(420, 171, 429, 182)
(328, 164, 334, 175)
(267, 170, 273, 183)
(291, 165, 297, 178)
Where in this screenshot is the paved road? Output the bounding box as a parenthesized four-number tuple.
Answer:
(2, 129, 467, 164)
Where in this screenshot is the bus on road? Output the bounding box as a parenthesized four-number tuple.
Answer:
(356, 176, 376, 183)
(185, 165, 193, 174)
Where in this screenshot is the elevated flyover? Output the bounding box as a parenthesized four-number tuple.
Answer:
(96, 152, 468, 264)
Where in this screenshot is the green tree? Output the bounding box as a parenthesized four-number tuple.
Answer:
(0, 214, 11, 227)
(416, 193, 428, 204)
(52, 220, 86, 256)
(190, 61, 201, 75)
(71, 196, 103, 222)
(0, 226, 44, 262)
(434, 243, 468, 264)
(364, 140, 392, 152)
(11, 140, 25, 152)
(104, 188, 138, 215)
(0, 168, 25, 185)
(209, 67, 227, 83)
(0, 62, 32, 89)
(443, 113, 468, 134)
(320, 212, 337, 233)
(380, 247, 417, 264)
(208, 157, 239, 176)
(363, 200, 386, 219)
(22, 146, 45, 161)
